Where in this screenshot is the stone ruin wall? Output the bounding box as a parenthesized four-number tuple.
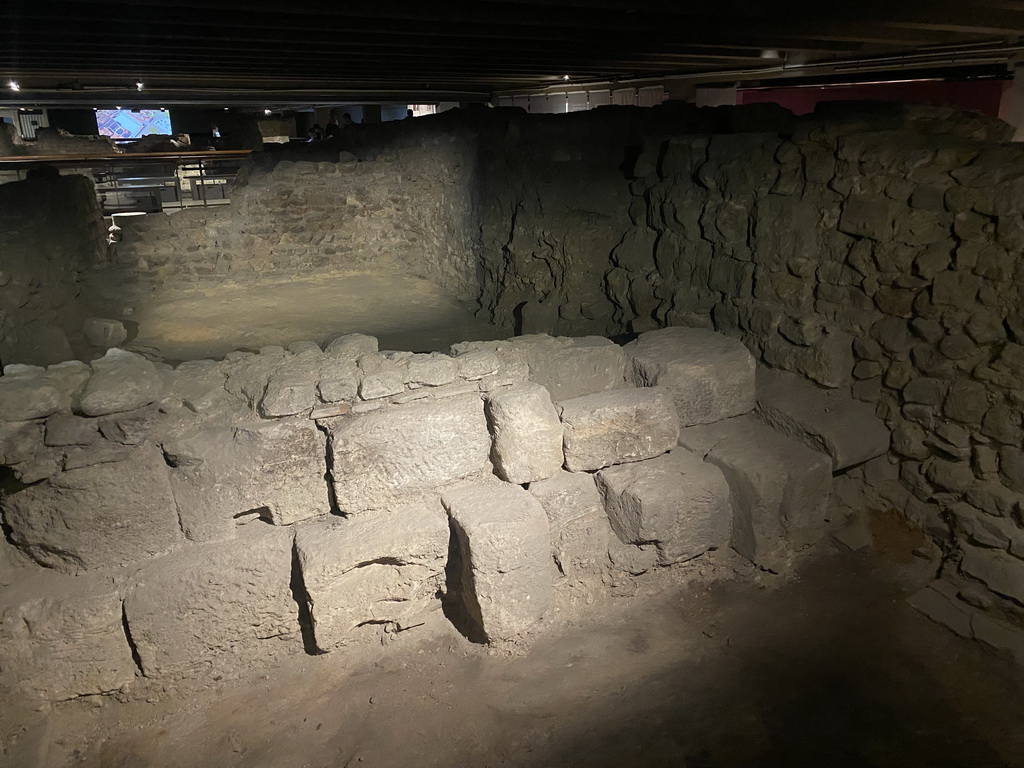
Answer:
(476, 103, 1024, 649)
(2, 325, 878, 701)
(101, 131, 481, 305)
(0, 174, 106, 366)
(3, 104, 1024, 686)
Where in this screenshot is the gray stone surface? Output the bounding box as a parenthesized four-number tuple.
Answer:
(442, 480, 553, 643)
(559, 386, 679, 471)
(124, 524, 296, 680)
(0, 371, 62, 422)
(624, 326, 756, 426)
(487, 383, 564, 484)
(330, 394, 491, 513)
(521, 336, 628, 402)
(325, 333, 378, 359)
(407, 353, 458, 387)
(0, 420, 43, 465)
(756, 367, 891, 471)
(528, 470, 611, 580)
(0, 571, 137, 700)
(3, 444, 182, 572)
(260, 372, 317, 416)
(318, 358, 361, 403)
(295, 500, 448, 651)
(597, 449, 732, 565)
(165, 417, 329, 542)
(678, 415, 832, 569)
(82, 317, 127, 348)
(961, 546, 1024, 606)
(79, 350, 166, 417)
(44, 413, 99, 446)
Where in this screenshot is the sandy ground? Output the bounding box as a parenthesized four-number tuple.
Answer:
(5, 518, 1024, 768)
(86, 274, 505, 361)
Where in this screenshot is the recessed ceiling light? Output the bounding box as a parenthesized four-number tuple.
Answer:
(223, 107, 229, 111)
(562, 74, 570, 81)
(264, 109, 272, 115)
(8, 80, 20, 92)
(136, 81, 144, 91)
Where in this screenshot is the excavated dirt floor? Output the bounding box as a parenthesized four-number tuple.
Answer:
(4, 516, 1024, 768)
(84, 274, 504, 362)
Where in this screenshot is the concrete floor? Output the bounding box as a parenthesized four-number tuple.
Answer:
(6, 521, 1024, 768)
(96, 274, 505, 361)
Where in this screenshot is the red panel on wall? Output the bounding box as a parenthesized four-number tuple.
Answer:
(737, 79, 1007, 117)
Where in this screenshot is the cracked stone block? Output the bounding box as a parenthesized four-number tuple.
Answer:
(487, 383, 563, 484)
(82, 317, 128, 349)
(597, 450, 731, 565)
(0, 370, 63, 422)
(0, 420, 43, 465)
(165, 417, 329, 542)
(79, 350, 166, 417)
(528, 470, 611, 580)
(260, 372, 317, 417)
(678, 415, 832, 570)
(3, 444, 182, 572)
(329, 394, 491, 514)
(559, 386, 679, 471)
(0, 572, 137, 700)
(407, 353, 458, 387)
(624, 326, 756, 427)
(521, 336, 628, 402)
(325, 333, 378, 359)
(123, 524, 296, 680)
(318, 358, 361, 403)
(442, 481, 553, 643)
(756, 367, 891, 471)
(961, 546, 1024, 606)
(44, 413, 100, 446)
(295, 500, 448, 652)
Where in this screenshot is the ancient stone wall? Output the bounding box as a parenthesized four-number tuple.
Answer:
(0, 173, 106, 366)
(110, 133, 480, 301)
(4, 328, 864, 701)
(474, 103, 1024, 650)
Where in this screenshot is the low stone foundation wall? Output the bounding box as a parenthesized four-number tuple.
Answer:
(0, 327, 907, 701)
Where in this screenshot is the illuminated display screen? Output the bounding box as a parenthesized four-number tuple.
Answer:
(95, 109, 172, 138)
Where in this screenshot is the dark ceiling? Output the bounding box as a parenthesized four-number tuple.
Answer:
(3, 0, 1024, 105)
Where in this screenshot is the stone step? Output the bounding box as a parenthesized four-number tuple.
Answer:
(678, 414, 833, 570)
(755, 367, 891, 472)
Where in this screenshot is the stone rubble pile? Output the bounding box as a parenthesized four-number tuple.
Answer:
(0, 327, 881, 700)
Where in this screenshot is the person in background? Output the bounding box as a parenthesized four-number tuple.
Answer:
(325, 116, 341, 138)
(306, 124, 324, 142)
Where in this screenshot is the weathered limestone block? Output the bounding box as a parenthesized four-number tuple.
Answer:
(407, 353, 458, 387)
(528, 471, 611, 580)
(82, 317, 128, 349)
(358, 356, 407, 400)
(325, 333, 378, 359)
(961, 546, 1024, 606)
(559, 387, 678, 472)
(330, 394, 491, 513)
(486, 383, 563, 484)
(454, 349, 500, 380)
(756, 367, 890, 471)
(0, 420, 43, 465)
(623, 326, 756, 426)
(3, 444, 182, 572)
(260, 372, 317, 417)
(0, 572, 136, 700)
(44, 413, 99, 446)
(318, 358, 361, 402)
(0, 371, 62, 422)
(597, 450, 731, 565)
(442, 481, 553, 643)
(164, 360, 236, 416)
(295, 500, 448, 652)
(678, 415, 832, 569)
(451, 335, 628, 401)
(124, 525, 296, 680)
(79, 350, 165, 417)
(165, 417, 329, 542)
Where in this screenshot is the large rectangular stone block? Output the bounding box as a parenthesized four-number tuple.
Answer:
(3, 444, 182, 572)
(486, 383, 564, 484)
(329, 394, 491, 513)
(623, 326, 756, 426)
(528, 470, 611, 581)
(442, 481, 553, 643)
(678, 415, 832, 570)
(0, 572, 137, 700)
(558, 387, 678, 471)
(756, 367, 890, 470)
(123, 525, 296, 680)
(295, 500, 448, 652)
(597, 450, 731, 565)
(165, 417, 330, 542)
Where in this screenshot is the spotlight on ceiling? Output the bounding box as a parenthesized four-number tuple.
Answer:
(223, 107, 229, 111)
(136, 80, 144, 91)
(8, 80, 20, 92)
(562, 74, 570, 81)
(264, 108, 272, 115)
(760, 49, 781, 59)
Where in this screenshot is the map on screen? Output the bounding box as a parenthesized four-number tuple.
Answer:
(95, 109, 173, 138)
